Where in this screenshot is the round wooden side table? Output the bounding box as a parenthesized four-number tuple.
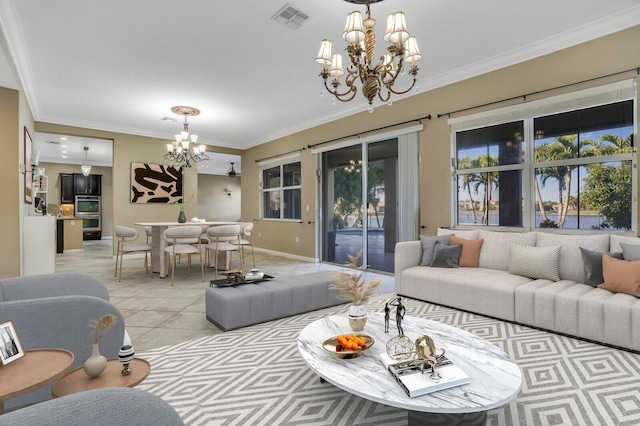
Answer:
(51, 358, 150, 398)
(0, 348, 74, 414)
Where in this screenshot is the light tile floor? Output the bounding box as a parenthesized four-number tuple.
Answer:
(56, 240, 395, 351)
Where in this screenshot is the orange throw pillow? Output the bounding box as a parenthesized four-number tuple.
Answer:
(599, 254, 640, 297)
(449, 235, 483, 268)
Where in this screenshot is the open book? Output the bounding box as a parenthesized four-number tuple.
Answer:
(380, 353, 470, 398)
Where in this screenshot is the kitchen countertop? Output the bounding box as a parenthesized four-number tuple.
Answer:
(57, 216, 82, 220)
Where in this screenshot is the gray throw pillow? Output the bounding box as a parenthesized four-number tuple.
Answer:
(420, 235, 450, 266)
(579, 247, 624, 287)
(430, 242, 461, 268)
(620, 242, 640, 261)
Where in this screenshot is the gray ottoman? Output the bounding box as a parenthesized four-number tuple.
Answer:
(205, 272, 345, 330)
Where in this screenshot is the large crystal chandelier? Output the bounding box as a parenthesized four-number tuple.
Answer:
(164, 106, 209, 168)
(315, 0, 422, 107)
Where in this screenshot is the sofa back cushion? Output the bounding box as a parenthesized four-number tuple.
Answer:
(477, 230, 537, 271)
(436, 228, 479, 240)
(536, 232, 609, 282)
(609, 234, 640, 252)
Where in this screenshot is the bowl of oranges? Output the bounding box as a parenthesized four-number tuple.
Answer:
(322, 334, 375, 359)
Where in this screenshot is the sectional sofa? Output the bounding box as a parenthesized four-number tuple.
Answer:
(395, 228, 640, 352)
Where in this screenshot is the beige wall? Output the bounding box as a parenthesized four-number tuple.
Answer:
(242, 25, 640, 258)
(198, 174, 241, 221)
(0, 88, 21, 277)
(38, 162, 113, 237)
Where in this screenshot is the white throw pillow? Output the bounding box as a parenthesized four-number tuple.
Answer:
(509, 243, 561, 281)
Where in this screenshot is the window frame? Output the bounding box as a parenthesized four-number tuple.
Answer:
(449, 79, 637, 232)
(258, 154, 302, 221)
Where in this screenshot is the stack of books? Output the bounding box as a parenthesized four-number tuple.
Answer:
(380, 353, 470, 397)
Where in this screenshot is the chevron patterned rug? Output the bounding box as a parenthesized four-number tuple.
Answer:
(138, 297, 640, 426)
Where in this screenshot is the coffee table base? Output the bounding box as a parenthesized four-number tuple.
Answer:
(408, 410, 487, 426)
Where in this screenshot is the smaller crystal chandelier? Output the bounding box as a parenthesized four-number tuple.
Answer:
(164, 106, 209, 168)
(81, 146, 91, 176)
(315, 0, 422, 107)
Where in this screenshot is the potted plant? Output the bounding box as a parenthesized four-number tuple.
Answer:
(329, 250, 381, 331)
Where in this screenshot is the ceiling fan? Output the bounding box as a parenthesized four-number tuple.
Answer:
(228, 162, 239, 178)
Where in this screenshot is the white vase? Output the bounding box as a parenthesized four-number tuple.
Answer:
(348, 304, 367, 332)
(83, 343, 107, 378)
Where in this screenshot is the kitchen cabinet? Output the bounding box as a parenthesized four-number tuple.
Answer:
(74, 173, 101, 195)
(60, 173, 102, 201)
(60, 173, 75, 203)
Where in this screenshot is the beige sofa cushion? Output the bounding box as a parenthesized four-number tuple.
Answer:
(437, 228, 479, 240)
(536, 232, 609, 282)
(477, 230, 537, 271)
(610, 234, 640, 252)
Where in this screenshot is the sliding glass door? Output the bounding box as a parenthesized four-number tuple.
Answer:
(321, 139, 398, 272)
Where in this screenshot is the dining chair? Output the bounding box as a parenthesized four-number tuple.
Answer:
(237, 222, 256, 267)
(114, 225, 152, 282)
(163, 225, 205, 286)
(205, 225, 242, 279)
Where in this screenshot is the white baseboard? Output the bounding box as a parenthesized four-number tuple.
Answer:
(253, 246, 319, 263)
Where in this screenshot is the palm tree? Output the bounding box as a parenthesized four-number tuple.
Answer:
(536, 135, 591, 227)
(458, 156, 478, 223)
(471, 155, 499, 225)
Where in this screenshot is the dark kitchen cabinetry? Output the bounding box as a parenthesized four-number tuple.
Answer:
(74, 173, 101, 196)
(60, 173, 75, 203)
(60, 173, 102, 202)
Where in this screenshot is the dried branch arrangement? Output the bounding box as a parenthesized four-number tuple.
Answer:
(88, 314, 118, 344)
(329, 250, 382, 305)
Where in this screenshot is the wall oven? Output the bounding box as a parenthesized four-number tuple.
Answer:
(80, 215, 101, 232)
(75, 195, 101, 216)
(75, 195, 102, 234)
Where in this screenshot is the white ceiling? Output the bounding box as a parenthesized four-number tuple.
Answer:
(1, 0, 640, 160)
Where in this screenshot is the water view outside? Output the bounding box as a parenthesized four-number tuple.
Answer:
(458, 213, 605, 230)
(455, 100, 634, 232)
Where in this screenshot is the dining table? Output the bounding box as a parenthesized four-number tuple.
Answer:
(134, 221, 239, 278)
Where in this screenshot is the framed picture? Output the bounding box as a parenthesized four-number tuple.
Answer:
(0, 320, 25, 365)
(130, 162, 183, 204)
(24, 127, 33, 204)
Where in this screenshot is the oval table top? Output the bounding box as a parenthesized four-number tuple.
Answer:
(0, 348, 74, 412)
(297, 313, 522, 414)
(52, 357, 150, 398)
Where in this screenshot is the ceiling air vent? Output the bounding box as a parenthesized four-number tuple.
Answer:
(44, 140, 60, 145)
(271, 3, 309, 30)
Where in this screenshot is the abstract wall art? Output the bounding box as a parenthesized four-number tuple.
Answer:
(130, 163, 183, 204)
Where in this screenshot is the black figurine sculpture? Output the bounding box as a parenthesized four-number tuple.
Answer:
(390, 297, 406, 336)
(384, 303, 390, 333)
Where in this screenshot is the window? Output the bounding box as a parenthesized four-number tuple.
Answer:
(452, 81, 636, 232)
(261, 161, 301, 220)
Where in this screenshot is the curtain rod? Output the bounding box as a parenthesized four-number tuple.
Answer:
(307, 114, 432, 149)
(255, 147, 305, 163)
(437, 67, 640, 119)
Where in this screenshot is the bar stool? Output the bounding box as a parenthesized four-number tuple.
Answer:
(114, 225, 152, 282)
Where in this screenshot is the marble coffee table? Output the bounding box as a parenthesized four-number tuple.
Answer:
(297, 313, 522, 425)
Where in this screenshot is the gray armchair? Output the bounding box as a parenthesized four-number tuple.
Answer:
(0, 272, 125, 410)
(0, 388, 184, 425)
